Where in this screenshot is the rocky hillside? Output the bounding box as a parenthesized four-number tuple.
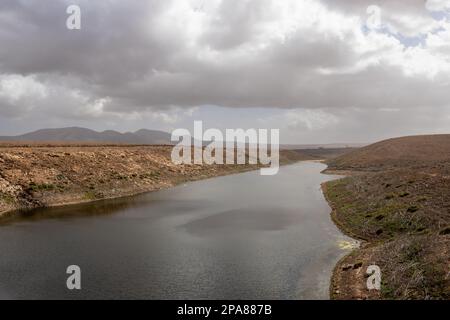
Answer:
(0, 145, 304, 217)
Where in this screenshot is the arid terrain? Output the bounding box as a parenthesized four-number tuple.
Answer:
(0, 143, 343, 219)
(323, 135, 450, 299)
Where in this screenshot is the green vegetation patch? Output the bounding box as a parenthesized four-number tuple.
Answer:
(325, 175, 430, 240)
(28, 182, 56, 192)
(139, 171, 161, 180)
(83, 191, 97, 200)
(0, 192, 16, 204)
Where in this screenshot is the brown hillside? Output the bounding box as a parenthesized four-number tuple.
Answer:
(0, 145, 312, 218)
(323, 134, 450, 299)
(327, 134, 450, 171)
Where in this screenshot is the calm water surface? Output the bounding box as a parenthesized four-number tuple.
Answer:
(0, 162, 354, 300)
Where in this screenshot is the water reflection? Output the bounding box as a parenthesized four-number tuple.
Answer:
(0, 162, 353, 300)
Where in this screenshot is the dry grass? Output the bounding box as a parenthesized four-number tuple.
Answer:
(327, 134, 450, 172)
(324, 135, 450, 299)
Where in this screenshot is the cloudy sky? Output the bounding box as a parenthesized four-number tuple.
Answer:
(1, 0, 450, 143)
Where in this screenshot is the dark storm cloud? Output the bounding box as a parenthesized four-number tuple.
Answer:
(0, 0, 449, 140)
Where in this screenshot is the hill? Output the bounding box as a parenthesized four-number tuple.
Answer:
(0, 127, 173, 145)
(327, 134, 450, 171)
(322, 134, 450, 300)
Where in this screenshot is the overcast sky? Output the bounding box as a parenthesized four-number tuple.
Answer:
(1, 0, 450, 143)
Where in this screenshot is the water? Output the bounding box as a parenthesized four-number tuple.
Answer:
(0, 162, 354, 300)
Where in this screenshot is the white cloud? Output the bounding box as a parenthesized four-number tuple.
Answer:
(0, 74, 47, 103)
(426, 0, 450, 12)
(284, 109, 340, 130)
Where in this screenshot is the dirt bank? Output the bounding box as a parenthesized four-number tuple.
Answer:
(0, 145, 304, 218)
(322, 169, 450, 300)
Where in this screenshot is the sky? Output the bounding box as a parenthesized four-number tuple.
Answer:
(1, 0, 450, 144)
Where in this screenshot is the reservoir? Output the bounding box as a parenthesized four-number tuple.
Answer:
(0, 162, 354, 299)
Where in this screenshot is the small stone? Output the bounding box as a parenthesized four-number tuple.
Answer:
(342, 264, 353, 271)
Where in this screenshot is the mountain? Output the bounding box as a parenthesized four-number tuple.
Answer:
(0, 127, 173, 145)
(327, 134, 450, 171)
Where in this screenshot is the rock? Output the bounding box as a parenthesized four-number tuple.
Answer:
(439, 227, 450, 235)
(342, 264, 353, 271)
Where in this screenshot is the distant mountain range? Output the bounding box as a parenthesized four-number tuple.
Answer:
(280, 143, 367, 150)
(0, 127, 368, 149)
(0, 127, 173, 145)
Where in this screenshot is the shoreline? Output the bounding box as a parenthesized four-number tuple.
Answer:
(320, 170, 370, 300)
(0, 154, 302, 220)
(323, 169, 387, 299)
(0, 165, 260, 220)
(0, 144, 351, 220)
(321, 164, 450, 300)
(321, 181, 367, 242)
(322, 168, 383, 300)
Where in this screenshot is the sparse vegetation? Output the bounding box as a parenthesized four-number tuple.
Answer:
(84, 191, 97, 200)
(324, 135, 450, 300)
(0, 192, 15, 205)
(29, 182, 56, 192)
(0, 145, 310, 217)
